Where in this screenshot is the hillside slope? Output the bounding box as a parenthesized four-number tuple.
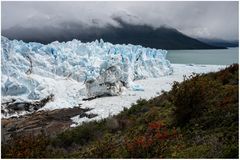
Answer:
(2, 64, 238, 158)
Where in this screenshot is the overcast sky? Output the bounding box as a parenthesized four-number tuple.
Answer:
(1, 1, 239, 41)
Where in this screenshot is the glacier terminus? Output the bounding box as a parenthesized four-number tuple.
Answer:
(1, 36, 173, 118)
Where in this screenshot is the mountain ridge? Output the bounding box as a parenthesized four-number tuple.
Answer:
(2, 17, 226, 50)
(197, 38, 239, 48)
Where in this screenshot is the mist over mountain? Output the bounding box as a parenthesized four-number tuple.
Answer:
(2, 17, 225, 50)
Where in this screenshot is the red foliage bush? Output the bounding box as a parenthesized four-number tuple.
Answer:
(125, 121, 178, 157)
(2, 133, 50, 158)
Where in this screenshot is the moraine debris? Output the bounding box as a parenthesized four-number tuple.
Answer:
(1, 94, 54, 117)
(1, 106, 98, 143)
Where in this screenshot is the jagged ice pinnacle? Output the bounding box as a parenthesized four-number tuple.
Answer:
(1, 36, 173, 110)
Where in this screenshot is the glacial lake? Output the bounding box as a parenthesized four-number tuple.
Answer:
(166, 47, 239, 65)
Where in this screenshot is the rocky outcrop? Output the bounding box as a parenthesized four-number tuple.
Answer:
(1, 94, 54, 117)
(1, 106, 97, 143)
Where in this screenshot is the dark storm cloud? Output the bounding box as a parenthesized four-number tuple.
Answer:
(1, 1, 239, 41)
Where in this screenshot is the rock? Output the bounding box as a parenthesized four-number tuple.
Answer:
(2, 94, 54, 117)
(1, 107, 98, 143)
(7, 125, 17, 132)
(86, 113, 98, 119)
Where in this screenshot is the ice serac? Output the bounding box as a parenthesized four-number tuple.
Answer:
(1, 36, 172, 107)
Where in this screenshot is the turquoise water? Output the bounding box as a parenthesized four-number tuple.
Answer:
(166, 47, 239, 65)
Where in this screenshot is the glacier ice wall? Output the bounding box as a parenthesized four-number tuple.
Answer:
(1, 36, 172, 101)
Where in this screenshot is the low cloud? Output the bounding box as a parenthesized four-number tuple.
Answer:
(1, 1, 238, 41)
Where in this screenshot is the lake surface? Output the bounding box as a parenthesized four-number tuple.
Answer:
(166, 47, 239, 65)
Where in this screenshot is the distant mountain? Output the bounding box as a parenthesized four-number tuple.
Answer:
(2, 17, 225, 50)
(197, 38, 239, 48)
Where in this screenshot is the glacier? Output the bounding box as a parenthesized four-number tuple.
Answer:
(1, 36, 173, 117)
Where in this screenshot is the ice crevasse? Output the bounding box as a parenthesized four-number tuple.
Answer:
(1, 36, 173, 105)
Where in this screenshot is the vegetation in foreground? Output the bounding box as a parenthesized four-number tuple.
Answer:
(2, 64, 239, 158)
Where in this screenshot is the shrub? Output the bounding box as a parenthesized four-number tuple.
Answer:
(125, 121, 178, 158)
(170, 74, 220, 126)
(2, 133, 50, 158)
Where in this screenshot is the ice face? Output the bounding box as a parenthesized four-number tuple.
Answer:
(1, 36, 173, 102)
